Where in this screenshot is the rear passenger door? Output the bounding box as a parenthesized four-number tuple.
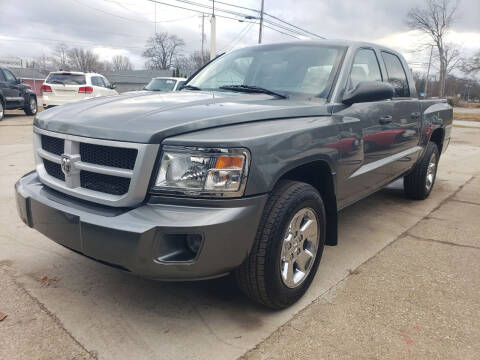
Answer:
(380, 51, 422, 175)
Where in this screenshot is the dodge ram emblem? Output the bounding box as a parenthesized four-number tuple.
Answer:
(60, 154, 72, 175)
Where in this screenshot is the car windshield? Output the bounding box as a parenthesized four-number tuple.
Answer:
(46, 73, 86, 85)
(145, 78, 177, 91)
(188, 43, 346, 99)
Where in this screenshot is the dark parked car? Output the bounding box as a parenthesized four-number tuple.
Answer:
(15, 40, 452, 308)
(0, 66, 38, 120)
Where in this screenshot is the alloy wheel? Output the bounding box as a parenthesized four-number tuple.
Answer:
(280, 207, 319, 288)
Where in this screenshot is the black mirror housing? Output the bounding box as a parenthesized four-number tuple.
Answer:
(16, 78, 23, 84)
(343, 81, 394, 105)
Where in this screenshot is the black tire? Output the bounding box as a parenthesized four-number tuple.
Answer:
(235, 180, 326, 309)
(24, 96, 37, 116)
(404, 142, 440, 200)
(0, 99, 4, 121)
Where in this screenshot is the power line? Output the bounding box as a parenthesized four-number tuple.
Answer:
(149, 0, 314, 40)
(204, 0, 325, 39)
(71, 0, 196, 23)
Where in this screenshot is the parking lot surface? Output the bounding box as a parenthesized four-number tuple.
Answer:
(1, 110, 479, 359)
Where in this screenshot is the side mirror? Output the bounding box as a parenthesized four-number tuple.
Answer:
(110, 84, 117, 89)
(16, 78, 23, 84)
(343, 81, 394, 105)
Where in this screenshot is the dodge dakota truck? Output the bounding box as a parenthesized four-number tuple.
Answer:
(15, 40, 452, 309)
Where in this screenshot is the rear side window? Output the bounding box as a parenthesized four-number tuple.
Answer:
(348, 48, 382, 90)
(91, 76, 105, 87)
(46, 73, 86, 85)
(0, 70, 5, 82)
(381, 52, 410, 97)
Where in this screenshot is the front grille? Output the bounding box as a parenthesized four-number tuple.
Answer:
(80, 143, 137, 170)
(42, 135, 64, 156)
(43, 159, 65, 181)
(80, 171, 130, 195)
(35, 128, 158, 207)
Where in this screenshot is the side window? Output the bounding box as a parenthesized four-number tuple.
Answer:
(0, 70, 5, 82)
(91, 76, 102, 87)
(381, 52, 410, 97)
(102, 77, 110, 88)
(176, 81, 186, 90)
(3, 69, 17, 83)
(348, 49, 382, 91)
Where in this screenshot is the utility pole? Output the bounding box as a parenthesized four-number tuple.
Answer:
(201, 13, 205, 65)
(424, 45, 433, 98)
(154, 2, 157, 34)
(210, 1, 216, 60)
(258, 0, 265, 44)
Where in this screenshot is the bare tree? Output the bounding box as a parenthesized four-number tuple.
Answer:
(67, 48, 103, 72)
(462, 50, 480, 75)
(443, 44, 462, 75)
(406, 0, 458, 97)
(111, 55, 133, 71)
(143, 32, 185, 70)
(52, 42, 70, 70)
(175, 51, 210, 77)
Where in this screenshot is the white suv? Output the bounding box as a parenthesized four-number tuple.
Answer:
(41, 71, 118, 108)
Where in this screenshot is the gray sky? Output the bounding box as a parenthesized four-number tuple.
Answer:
(1, 0, 479, 71)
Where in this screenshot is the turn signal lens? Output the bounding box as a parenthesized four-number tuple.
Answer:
(215, 156, 244, 169)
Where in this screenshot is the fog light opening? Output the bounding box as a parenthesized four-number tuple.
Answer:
(186, 234, 202, 254)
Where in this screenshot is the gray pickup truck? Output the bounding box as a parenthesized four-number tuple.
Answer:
(15, 40, 452, 309)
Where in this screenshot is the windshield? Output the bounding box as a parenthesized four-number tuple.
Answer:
(188, 43, 346, 99)
(145, 78, 177, 91)
(46, 73, 86, 85)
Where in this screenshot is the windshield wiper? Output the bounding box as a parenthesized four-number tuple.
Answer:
(219, 85, 287, 99)
(50, 80, 65, 85)
(181, 84, 202, 91)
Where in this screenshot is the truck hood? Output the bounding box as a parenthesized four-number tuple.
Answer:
(35, 91, 331, 143)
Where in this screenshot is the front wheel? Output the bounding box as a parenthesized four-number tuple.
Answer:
(24, 96, 37, 116)
(0, 100, 4, 121)
(235, 180, 326, 309)
(404, 142, 439, 200)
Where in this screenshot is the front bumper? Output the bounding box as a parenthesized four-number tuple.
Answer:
(15, 172, 267, 280)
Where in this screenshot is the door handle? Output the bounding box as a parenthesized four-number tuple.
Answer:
(379, 115, 393, 124)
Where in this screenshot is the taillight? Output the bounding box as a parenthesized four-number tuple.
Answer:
(40, 84, 52, 93)
(78, 86, 93, 94)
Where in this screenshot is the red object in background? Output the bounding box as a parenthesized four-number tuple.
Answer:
(363, 129, 405, 147)
(78, 86, 93, 94)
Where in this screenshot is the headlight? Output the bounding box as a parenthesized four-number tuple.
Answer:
(152, 146, 250, 197)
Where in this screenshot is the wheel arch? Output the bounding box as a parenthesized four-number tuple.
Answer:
(429, 127, 445, 154)
(276, 160, 338, 246)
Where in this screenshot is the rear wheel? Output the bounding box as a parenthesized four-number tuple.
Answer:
(404, 142, 439, 200)
(24, 96, 37, 116)
(235, 180, 326, 309)
(0, 100, 4, 121)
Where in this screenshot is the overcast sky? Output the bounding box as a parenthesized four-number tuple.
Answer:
(1, 0, 479, 72)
